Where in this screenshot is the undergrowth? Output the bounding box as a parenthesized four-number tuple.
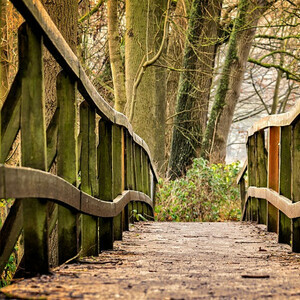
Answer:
(155, 158, 241, 222)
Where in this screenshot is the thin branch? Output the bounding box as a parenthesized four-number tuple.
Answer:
(248, 58, 300, 82)
(78, 0, 105, 23)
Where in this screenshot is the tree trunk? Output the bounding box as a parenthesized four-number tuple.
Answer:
(168, 0, 222, 179)
(201, 0, 269, 163)
(125, 0, 167, 171)
(165, 0, 188, 166)
(107, 0, 126, 113)
(0, 0, 8, 104)
(40, 0, 78, 125)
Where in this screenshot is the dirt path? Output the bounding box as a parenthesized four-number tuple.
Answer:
(1, 222, 300, 299)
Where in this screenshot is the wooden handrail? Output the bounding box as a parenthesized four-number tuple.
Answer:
(242, 187, 300, 220)
(0, 165, 153, 218)
(248, 100, 300, 137)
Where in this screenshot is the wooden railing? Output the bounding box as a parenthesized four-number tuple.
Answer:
(237, 101, 300, 252)
(0, 0, 158, 276)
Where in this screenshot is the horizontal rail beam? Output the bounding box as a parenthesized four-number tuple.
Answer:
(242, 187, 300, 220)
(248, 101, 300, 137)
(0, 165, 153, 218)
(9, 0, 158, 181)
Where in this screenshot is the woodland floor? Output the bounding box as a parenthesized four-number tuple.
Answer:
(1, 222, 300, 299)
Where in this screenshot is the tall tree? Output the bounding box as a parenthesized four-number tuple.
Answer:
(107, 0, 127, 112)
(0, 0, 8, 104)
(201, 0, 270, 163)
(125, 0, 168, 171)
(40, 0, 78, 124)
(168, 0, 222, 179)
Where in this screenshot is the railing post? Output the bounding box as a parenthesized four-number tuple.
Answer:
(267, 126, 280, 233)
(112, 124, 123, 240)
(292, 119, 300, 252)
(279, 126, 292, 245)
(125, 133, 135, 223)
(80, 101, 98, 256)
(19, 23, 49, 274)
(124, 130, 133, 229)
(255, 130, 267, 224)
(248, 135, 257, 221)
(57, 70, 79, 264)
(98, 119, 114, 250)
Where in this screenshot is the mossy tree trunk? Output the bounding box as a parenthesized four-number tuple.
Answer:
(40, 0, 78, 125)
(125, 0, 167, 171)
(0, 0, 8, 104)
(168, 0, 222, 179)
(107, 0, 127, 113)
(201, 0, 269, 163)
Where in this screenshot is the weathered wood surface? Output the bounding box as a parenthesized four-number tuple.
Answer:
(0, 165, 153, 218)
(9, 0, 158, 181)
(1, 222, 300, 299)
(248, 100, 300, 137)
(243, 187, 300, 220)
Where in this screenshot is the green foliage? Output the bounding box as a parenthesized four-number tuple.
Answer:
(155, 158, 241, 222)
(131, 209, 148, 222)
(0, 250, 17, 287)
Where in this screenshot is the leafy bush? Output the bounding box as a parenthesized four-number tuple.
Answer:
(155, 158, 241, 222)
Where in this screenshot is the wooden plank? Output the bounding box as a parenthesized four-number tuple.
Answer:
(239, 178, 246, 214)
(135, 145, 142, 192)
(267, 127, 280, 233)
(19, 23, 49, 275)
(248, 136, 257, 222)
(0, 200, 23, 274)
(292, 119, 300, 252)
(0, 72, 21, 163)
(112, 125, 123, 241)
(46, 108, 59, 171)
(279, 126, 292, 245)
(0, 165, 153, 217)
(56, 70, 78, 264)
(98, 119, 114, 250)
(256, 130, 267, 225)
(80, 101, 98, 256)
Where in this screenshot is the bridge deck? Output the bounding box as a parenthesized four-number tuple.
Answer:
(1, 222, 300, 299)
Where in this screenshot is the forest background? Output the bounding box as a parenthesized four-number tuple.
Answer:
(0, 0, 299, 221)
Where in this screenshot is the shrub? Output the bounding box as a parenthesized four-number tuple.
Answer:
(155, 158, 241, 222)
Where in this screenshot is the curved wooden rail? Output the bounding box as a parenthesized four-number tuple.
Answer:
(10, 0, 158, 181)
(242, 187, 300, 220)
(248, 100, 300, 137)
(0, 165, 153, 218)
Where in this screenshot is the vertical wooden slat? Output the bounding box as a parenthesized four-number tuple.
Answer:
(256, 130, 267, 224)
(239, 177, 246, 214)
(112, 125, 123, 240)
(19, 23, 49, 274)
(292, 119, 300, 252)
(80, 101, 98, 256)
(98, 119, 114, 250)
(57, 70, 78, 264)
(279, 126, 292, 245)
(248, 135, 257, 221)
(268, 126, 280, 233)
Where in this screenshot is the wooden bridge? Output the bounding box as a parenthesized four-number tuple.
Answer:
(0, 0, 300, 298)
